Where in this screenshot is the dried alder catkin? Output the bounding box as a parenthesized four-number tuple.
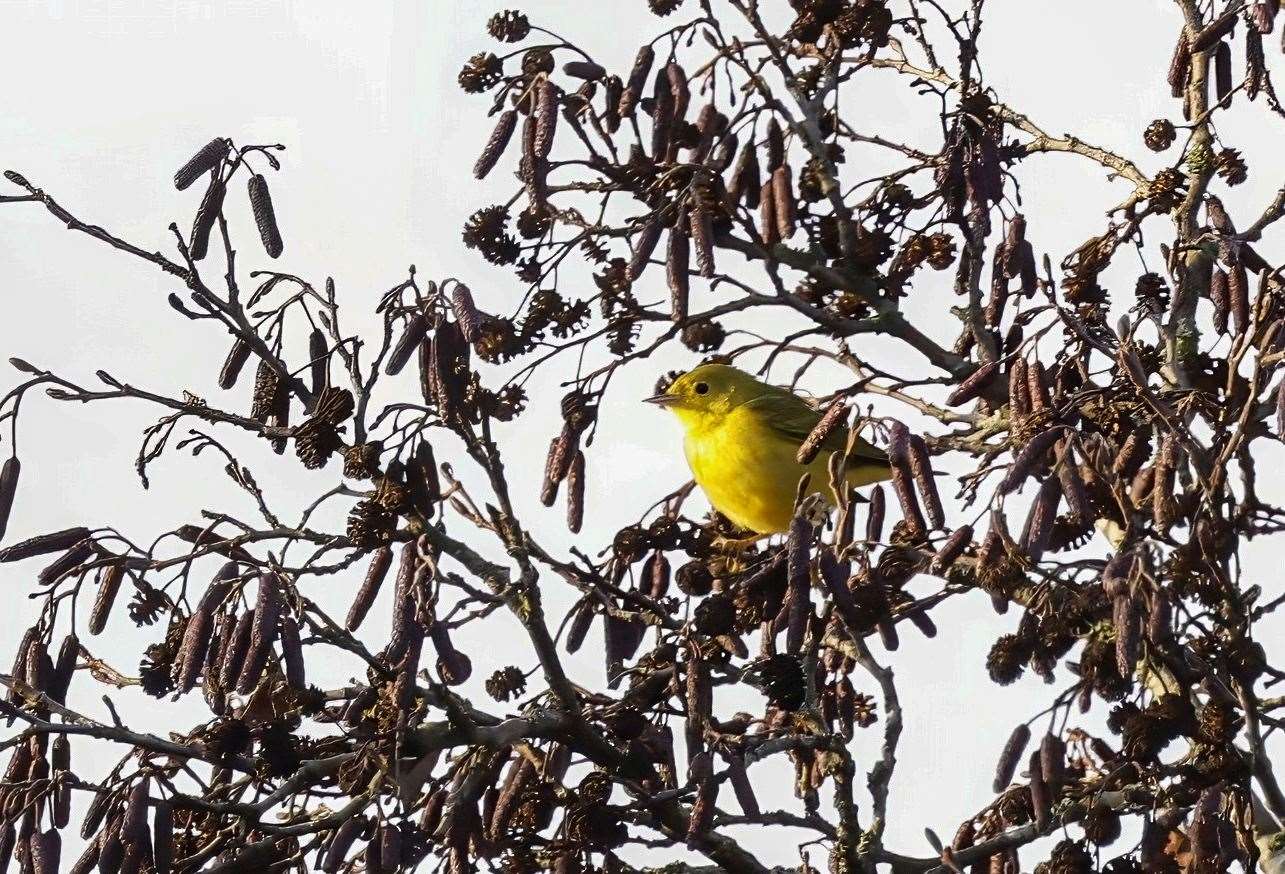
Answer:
(667, 223, 691, 322)
(189, 173, 226, 261)
(690, 206, 715, 278)
(0, 456, 17, 542)
(932, 525, 972, 573)
(218, 338, 251, 389)
(618, 45, 654, 118)
(628, 219, 662, 281)
(993, 723, 1031, 792)
(474, 109, 517, 179)
(566, 450, 585, 533)
(173, 138, 227, 191)
(88, 560, 126, 636)
(946, 360, 999, 405)
(797, 399, 847, 465)
(386, 311, 429, 375)
(247, 173, 283, 258)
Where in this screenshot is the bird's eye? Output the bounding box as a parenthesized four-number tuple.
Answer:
(694, 382, 709, 395)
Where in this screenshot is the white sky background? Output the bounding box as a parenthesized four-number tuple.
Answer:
(3, 0, 1285, 869)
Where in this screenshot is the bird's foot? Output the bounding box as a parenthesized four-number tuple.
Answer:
(712, 532, 770, 555)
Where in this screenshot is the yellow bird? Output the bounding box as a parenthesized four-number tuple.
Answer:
(645, 363, 892, 534)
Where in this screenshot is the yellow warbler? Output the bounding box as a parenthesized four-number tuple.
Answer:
(645, 363, 891, 534)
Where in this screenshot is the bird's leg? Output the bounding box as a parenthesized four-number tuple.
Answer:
(712, 531, 772, 554)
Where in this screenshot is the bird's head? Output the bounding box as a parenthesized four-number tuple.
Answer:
(643, 363, 767, 428)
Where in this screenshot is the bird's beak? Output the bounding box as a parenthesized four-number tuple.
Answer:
(643, 393, 678, 408)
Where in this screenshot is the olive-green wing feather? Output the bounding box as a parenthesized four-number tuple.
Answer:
(740, 390, 889, 466)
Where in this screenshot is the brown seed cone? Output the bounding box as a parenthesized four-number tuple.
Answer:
(78, 783, 110, 841)
(765, 118, 785, 171)
(946, 361, 1000, 407)
(666, 61, 690, 121)
(1027, 750, 1051, 832)
(217, 339, 251, 390)
(1230, 262, 1250, 334)
(796, 399, 848, 465)
(386, 311, 429, 375)
(88, 560, 126, 636)
(641, 550, 671, 600)
(248, 173, 283, 258)
(236, 573, 283, 694)
(49, 633, 78, 704)
(1020, 476, 1061, 563)
(347, 545, 392, 631)
(533, 79, 558, 159)
(1039, 732, 1066, 793)
(866, 484, 886, 543)
(0, 526, 91, 563)
(1026, 361, 1051, 413)
(684, 648, 711, 756)
(907, 434, 945, 529)
(1007, 357, 1030, 425)
(152, 802, 173, 874)
(1113, 595, 1139, 679)
(37, 539, 95, 586)
(1112, 432, 1150, 479)
(621, 45, 655, 116)
(474, 109, 518, 180)
(407, 440, 441, 519)
(280, 615, 306, 689)
(1168, 32, 1191, 97)
(785, 515, 813, 654)
(890, 461, 927, 541)
(566, 450, 586, 533)
(727, 140, 762, 209)
(667, 224, 691, 322)
(120, 777, 150, 844)
(649, 69, 674, 159)
(540, 425, 579, 506)
(758, 176, 779, 248)
(986, 245, 1009, 328)
(189, 172, 226, 261)
(1210, 266, 1230, 334)
(993, 723, 1031, 792)
(450, 284, 483, 344)
(29, 829, 60, 874)
(628, 219, 663, 281)
(1214, 40, 1233, 103)
(174, 138, 227, 190)
(176, 609, 216, 693)
(931, 525, 973, 574)
(0, 454, 16, 544)
(772, 165, 796, 240)
(218, 609, 255, 690)
(998, 429, 1061, 495)
(565, 599, 595, 653)
(690, 206, 715, 278)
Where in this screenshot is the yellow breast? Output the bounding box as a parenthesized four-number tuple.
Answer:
(683, 405, 829, 535)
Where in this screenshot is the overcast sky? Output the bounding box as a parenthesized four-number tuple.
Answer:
(3, 0, 1284, 869)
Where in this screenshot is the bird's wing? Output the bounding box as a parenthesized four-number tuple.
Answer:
(740, 391, 889, 466)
